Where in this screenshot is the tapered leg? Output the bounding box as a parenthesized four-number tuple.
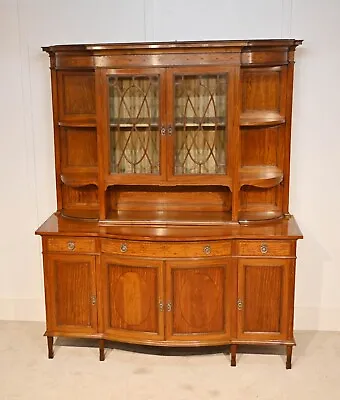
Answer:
(99, 339, 105, 361)
(47, 336, 54, 359)
(230, 344, 237, 367)
(286, 345, 293, 369)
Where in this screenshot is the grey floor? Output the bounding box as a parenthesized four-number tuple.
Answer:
(1, 321, 339, 399)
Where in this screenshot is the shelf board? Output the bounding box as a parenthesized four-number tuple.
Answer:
(240, 166, 283, 188)
(58, 121, 97, 128)
(100, 210, 232, 226)
(238, 210, 284, 224)
(60, 209, 99, 221)
(110, 123, 158, 129)
(61, 173, 98, 187)
(240, 111, 285, 127)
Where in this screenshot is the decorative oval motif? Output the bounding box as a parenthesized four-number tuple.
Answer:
(114, 271, 151, 327)
(179, 272, 219, 329)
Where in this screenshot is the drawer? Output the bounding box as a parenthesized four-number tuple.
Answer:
(237, 240, 292, 257)
(45, 237, 97, 253)
(101, 239, 231, 258)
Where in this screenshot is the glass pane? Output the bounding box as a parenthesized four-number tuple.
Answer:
(108, 75, 160, 174)
(174, 74, 227, 175)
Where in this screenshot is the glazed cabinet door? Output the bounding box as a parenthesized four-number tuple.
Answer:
(101, 256, 165, 342)
(237, 259, 292, 341)
(44, 254, 98, 335)
(98, 68, 167, 185)
(165, 66, 237, 187)
(165, 259, 231, 343)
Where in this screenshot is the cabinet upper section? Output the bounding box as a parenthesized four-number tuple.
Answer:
(43, 39, 302, 69)
(43, 39, 302, 224)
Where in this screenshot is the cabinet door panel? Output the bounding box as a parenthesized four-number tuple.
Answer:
(166, 66, 236, 186)
(166, 259, 231, 342)
(237, 259, 290, 341)
(99, 69, 167, 185)
(44, 254, 97, 334)
(102, 256, 164, 341)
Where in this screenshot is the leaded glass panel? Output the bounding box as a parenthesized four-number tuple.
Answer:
(174, 74, 228, 175)
(109, 75, 160, 174)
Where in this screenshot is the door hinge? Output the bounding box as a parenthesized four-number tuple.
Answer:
(159, 299, 164, 312)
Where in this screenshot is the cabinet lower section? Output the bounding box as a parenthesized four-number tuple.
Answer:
(39, 222, 300, 369)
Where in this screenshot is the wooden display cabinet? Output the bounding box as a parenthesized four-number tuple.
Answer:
(36, 39, 303, 368)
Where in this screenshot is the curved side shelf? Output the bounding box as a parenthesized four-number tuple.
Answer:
(238, 210, 284, 224)
(240, 111, 285, 127)
(61, 173, 98, 187)
(58, 121, 97, 128)
(60, 209, 99, 221)
(239, 166, 283, 188)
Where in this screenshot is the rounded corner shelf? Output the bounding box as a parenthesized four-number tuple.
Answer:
(240, 111, 285, 127)
(60, 173, 98, 188)
(58, 121, 97, 128)
(239, 166, 283, 188)
(60, 209, 100, 221)
(238, 210, 284, 224)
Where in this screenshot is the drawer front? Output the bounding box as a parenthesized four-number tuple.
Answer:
(45, 237, 97, 253)
(101, 239, 231, 258)
(238, 240, 292, 257)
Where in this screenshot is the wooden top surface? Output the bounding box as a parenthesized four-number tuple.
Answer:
(42, 39, 303, 54)
(36, 213, 303, 241)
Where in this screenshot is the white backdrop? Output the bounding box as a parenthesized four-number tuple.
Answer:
(0, 0, 339, 330)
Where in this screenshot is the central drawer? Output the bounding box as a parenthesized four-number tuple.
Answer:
(101, 239, 231, 258)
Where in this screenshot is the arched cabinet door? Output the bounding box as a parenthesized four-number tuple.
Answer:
(101, 256, 165, 343)
(165, 259, 232, 344)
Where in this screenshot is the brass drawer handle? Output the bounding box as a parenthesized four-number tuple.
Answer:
(120, 243, 128, 253)
(203, 245, 211, 255)
(160, 126, 166, 136)
(67, 241, 76, 251)
(260, 243, 268, 254)
(167, 302, 172, 312)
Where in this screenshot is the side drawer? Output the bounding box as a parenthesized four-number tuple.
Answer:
(101, 239, 231, 258)
(237, 240, 292, 257)
(45, 237, 97, 253)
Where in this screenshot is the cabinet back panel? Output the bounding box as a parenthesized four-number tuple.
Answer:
(108, 186, 231, 212)
(60, 127, 98, 171)
(57, 71, 96, 120)
(241, 127, 280, 167)
(240, 186, 281, 212)
(241, 67, 283, 112)
(62, 186, 99, 209)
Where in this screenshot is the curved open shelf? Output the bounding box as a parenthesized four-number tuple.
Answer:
(61, 173, 98, 187)
(240, 166, 283, 188)
(240, 111, 285, 127)
(238, 210, 284, 224)
(60, 209, 99, 221)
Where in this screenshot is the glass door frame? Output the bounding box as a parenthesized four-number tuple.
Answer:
(99, 68, 167, 186)
(165, 66, 237, 187)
